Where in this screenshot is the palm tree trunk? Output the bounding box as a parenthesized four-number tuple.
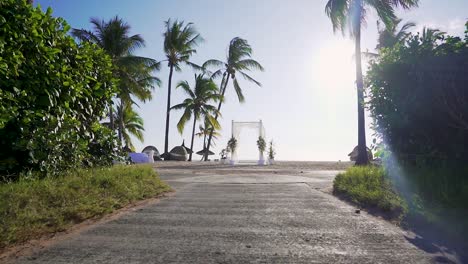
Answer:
(118, 99, 124, 146)
(164, 65, 174, 157)
(189, 116, 197, 161)
(109, 102, 114, 131)
(354, 19, 369, 165)
(204, 73, 231, 161)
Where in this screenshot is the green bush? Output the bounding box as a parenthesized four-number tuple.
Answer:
(0, 0, 117, 178)
(367, 22, 468, 163)
(334, 166, 407, 217)
(0, 165, 171, 248)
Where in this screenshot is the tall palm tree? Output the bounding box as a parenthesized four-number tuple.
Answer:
(106, 101, 145, 151)
(377, 19, 415, 49)
(72, 16, 160, 141)
(162, 19, 203, 156)
(202, 37, 264, 160)
(171, 74, 221, 161)
(325, 0, 419, 165)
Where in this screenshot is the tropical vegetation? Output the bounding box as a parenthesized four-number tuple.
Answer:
(0, 1, 170, 249)
(0, 1, 117, 178)
(109, 102, 145, 151)
(0, 165, 170, 248)
(72, 16, 160, 148)
(257, 136, 266, 153)
(227, 137, 238, 154)
(202, 37, 264, 160)
(333, 166, 407, 220)
(325, 0, 420, 165)
(162, 19, 202, 156)
(268, 141, 276, 160)
(196, 119, 221, 151)
(171, 74, 221, 161)
(336, 20, 468, 244)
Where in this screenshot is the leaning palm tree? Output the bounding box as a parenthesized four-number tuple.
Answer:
(196, 119, 221, 152)
(162, 19, 203, 156)
(171, 74, 221, 161)
(325, 0, 419, 165)
(106, 102, 145, 151)
(377, 19, 416, 49)
(202, 37, 264, 160)
(72, 16, 160, 136)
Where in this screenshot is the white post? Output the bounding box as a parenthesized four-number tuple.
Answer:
(258, 120, 265, 165)
(230, 120, 235, 165)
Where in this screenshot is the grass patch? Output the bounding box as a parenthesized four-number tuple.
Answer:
(333, 166, 407, 220)
(0, 165, 171, 248)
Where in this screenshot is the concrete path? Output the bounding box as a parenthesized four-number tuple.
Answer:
(15, 162, 432, 263)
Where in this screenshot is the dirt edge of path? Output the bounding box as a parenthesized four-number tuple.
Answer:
(0, 191, 175, 263)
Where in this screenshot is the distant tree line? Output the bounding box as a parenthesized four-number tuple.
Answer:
(0, 0, 264, 179)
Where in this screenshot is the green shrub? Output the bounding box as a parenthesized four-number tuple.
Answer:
(367, 22, 468, 164)
(334, 166, 407, 217)
(0, 165, 171, 248)
(0, 0, 117, 178)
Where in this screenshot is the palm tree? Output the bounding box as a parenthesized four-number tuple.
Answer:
(420, 27, 445, 48)
(377, 19, 416, 49)
(106, 102, 145, 151)
(171, 74, 221, 161)
(325, 0, 419, 165)
(162, 19, 203, 156)
(202, 37, 264, 160)
(196, 119, 221, 153)
(72, 16, 160, 142)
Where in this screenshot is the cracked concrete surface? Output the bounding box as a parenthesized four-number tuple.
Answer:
(13, 161, 433, 263)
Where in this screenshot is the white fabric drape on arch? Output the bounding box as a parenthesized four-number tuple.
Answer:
(231, 120, 265, 164)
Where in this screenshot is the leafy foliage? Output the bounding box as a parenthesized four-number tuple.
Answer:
(227, 137, 238, 153)
(171, 74, 221, 134)
(366, 22, 468, 239)
(111, 102, 145, 151)
(163, 19, 203, 72)
(72, 16, 160, 145)
(367, 22, 468, 163)
(0, 165, 170, 248)
(0, 1, 117, 178)
(171, 74, 220, 161)
(376, 19, 415, 50)
(256, 136, 266, 153)
(163, 19, 203, 154)
(268, 140, 276, 160)
(325, 0, 419, 165)
(334, 166, 408, 220)
(325, 0, 419, 36)
(202, 37, 264, 160)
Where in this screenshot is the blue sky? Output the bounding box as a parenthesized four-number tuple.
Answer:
(36, 0, 467, 161)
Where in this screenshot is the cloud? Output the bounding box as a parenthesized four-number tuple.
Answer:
(413, 17, 466, 36)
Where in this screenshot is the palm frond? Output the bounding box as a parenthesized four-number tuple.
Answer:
(239, 71, 262, 87)
(177, 109, 192, 134)
(232, 77, 245, 103)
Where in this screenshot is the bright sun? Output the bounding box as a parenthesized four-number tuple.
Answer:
(313, 41, 355, 89)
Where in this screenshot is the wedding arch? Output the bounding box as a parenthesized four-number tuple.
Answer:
(230, 120, 266, 165)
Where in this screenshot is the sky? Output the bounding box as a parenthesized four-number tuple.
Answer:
(35, 0, 467, 161)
